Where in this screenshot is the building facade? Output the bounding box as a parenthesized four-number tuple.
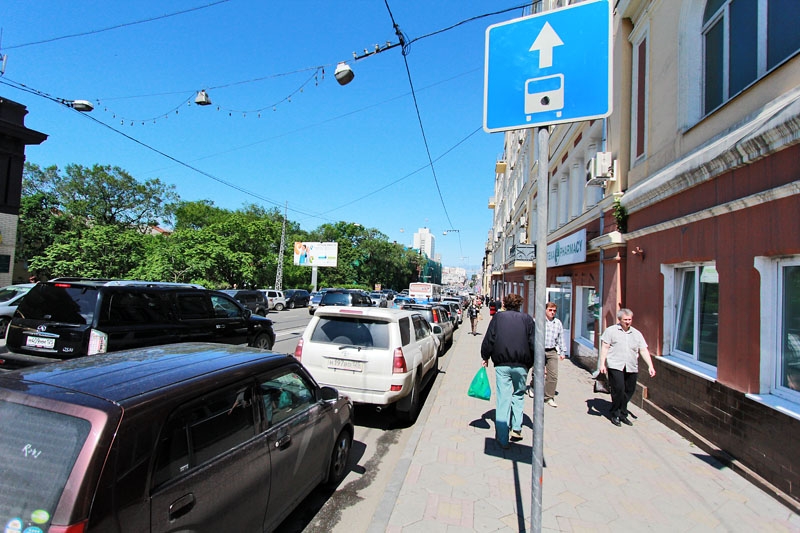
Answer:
(413, 227, 436, 259)
(485, 0, 800, 509)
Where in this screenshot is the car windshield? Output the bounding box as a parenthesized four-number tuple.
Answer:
(322, 292, 351, 306)
(0, 286, 29, 303)
(310, 316, 390, 348)
(0, 401, 91, 530)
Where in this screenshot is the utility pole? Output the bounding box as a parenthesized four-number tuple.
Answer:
(275, 202, 287, 290)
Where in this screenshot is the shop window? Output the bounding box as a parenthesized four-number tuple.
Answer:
(662, 263, 719, 375)
(576, 286, 599, 346)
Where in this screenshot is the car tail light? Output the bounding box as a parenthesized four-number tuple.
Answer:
(392, 347, 407, 374)
(49, 522, 88, 533)
(87, 329, 108, 355)
(294, 339, 304, 362)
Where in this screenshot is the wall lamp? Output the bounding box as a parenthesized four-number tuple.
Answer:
(631, 246, 645, 260)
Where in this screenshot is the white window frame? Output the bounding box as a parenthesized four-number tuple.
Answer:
(753, 256, 800, 418)
(630, 23, 649, 165)
(660, 262, 718, 380)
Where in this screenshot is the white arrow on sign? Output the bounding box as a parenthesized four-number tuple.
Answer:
(529, 21, 563, 69)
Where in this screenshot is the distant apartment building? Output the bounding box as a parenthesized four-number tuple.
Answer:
(413, 227, 435, 259)
(485, 0, 800, 509)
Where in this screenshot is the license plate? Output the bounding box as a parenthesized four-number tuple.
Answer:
(26, 336, 55, 349)
(327, 358, 364, 372)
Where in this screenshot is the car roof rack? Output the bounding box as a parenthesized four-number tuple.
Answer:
(48, 277, 205, 289)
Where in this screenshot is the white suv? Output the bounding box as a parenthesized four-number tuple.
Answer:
(260, 289, 286, 311)
(294, 306, 440, 422)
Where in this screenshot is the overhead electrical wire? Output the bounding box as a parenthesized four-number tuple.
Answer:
(2, 0, 232, 50)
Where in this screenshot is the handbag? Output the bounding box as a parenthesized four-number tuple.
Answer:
(593, 374, 610, 394)
(468, 366, 492, 401)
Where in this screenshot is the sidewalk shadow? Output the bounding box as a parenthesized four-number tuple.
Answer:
(586, 398, 611, 417)
(469, 409, 535, 431)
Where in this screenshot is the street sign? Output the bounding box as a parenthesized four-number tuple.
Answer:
(483, 0, 612, 133)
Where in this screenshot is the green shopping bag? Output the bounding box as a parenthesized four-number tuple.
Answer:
(468, 366, 492, 401)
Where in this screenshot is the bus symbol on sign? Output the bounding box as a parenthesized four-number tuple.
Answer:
(525, 74, 564, 119)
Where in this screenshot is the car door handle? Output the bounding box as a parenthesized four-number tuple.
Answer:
(275, 435, 292, 449)
(216, 324, 225, 329)
(169, 493, 195, 521)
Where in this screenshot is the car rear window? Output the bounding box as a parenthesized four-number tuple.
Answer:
(310, 316, 390, 349)
(321, 292, 350, 306)
(15, 284, 98, 323)
(0, 401, 91, 530)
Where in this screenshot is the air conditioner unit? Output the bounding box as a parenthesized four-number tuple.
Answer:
(586, 152, 617, 187)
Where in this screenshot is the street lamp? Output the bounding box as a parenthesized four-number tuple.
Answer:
(62, 99, 94, 112)
(443, 229, 460, 236)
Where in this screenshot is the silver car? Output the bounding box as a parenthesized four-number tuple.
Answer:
(0, 283, 34, 338)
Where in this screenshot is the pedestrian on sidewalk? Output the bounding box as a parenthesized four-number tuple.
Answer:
(527, 302, 566, 406)
(467, 299, 480, 335)
(598, 308, 656, 427)
(480, 293, 535, 448)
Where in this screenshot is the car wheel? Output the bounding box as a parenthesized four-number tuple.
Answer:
(252, 332, 275, 350)
(287, 301, 295, 309)
(0, 317, 8, 339)
(397, 371, 421, 424)
(325, 428, 352, 486)
(274, 303, 285, 311)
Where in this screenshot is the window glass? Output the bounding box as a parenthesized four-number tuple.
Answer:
(105, 291, 171, 326)
(767, 0, 800, 69)
(728, 0, 758, 96)
(412, 315, 429, 340)
(0, 402, 91, 530)
(210, 294, 243, 318)
(260, 370, 315, 426)
(704, 18, 724, 113)
(177, 293, 212, 319)
(310, 316, 390, 348)
(153, 386, 255, 486)
(781, 265, 800, 392)
(674, 266, 719, 366)
(578, 287, 599, 344)
(400, 317, 411, 346)
(16, 284, 98, 323)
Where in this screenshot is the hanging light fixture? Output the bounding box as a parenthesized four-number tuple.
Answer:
(334, 62, 354, 86)
(194, 90, 212, 106)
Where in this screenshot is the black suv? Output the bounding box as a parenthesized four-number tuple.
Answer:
(3, 278, 276, 369)
(0, 343, 354, 532)
(283, 289, 311, 309)
(318, 289, 374, 308)
(221, 289, 269, 316)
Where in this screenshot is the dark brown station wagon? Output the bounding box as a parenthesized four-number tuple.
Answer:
(0, 343, 354, 532)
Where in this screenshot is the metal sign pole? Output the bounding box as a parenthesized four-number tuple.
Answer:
(531, 124, 549, 532)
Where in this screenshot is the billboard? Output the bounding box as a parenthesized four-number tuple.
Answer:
(293, 242, 338, 267)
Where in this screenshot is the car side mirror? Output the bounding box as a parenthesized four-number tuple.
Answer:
(433, 325, 443, 334)
(320, 386, 340, 401)
(243, 309, 252, 318)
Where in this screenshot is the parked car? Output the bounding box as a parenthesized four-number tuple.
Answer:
(401, 303, 455, 355)
(284, 288, 311, 309)
(295, 306, 439, 422)
(221, 289, 269, 316)
(318, 289, 374, 309)
(260, 289, 287, 311)
(0, 283, 34, 338)
(0, 343, 354, 533)
(369, 291, 384, 306)
(308, 290, 325, 315)
(444, 301, 463, 328)
(442, 296, 464, 324)
(4, 278, 275, 369)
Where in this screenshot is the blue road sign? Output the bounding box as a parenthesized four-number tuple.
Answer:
(483, 0, 612, 133)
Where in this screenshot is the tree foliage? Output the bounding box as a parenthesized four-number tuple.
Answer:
(18, 162, 427, 290)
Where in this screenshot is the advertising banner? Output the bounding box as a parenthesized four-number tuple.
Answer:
(293, 242, 338, 267)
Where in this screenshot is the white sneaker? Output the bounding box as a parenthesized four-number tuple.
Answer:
(546, 398, 558, 408)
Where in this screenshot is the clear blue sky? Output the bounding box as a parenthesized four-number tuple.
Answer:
(0, 1, 529, 273)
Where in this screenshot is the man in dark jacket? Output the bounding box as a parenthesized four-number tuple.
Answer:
(480, 294, 535, 448)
